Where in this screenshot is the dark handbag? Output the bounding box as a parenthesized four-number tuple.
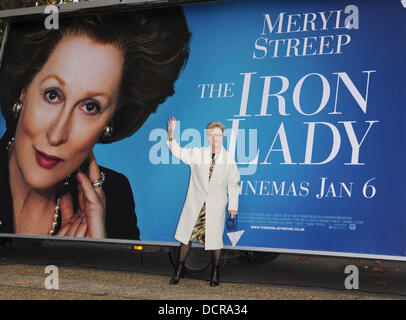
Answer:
(226, 214, 238, 232)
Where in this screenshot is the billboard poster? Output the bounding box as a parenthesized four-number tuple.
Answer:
(0, 0, 405, 260)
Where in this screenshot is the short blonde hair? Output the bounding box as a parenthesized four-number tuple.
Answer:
(207, 121, 225, 133)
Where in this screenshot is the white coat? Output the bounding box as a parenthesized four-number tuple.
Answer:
(167, 138, 240, 250)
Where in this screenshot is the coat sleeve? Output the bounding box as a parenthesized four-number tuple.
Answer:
(166, 138, 197, 165)
(227, 158, 241, 212)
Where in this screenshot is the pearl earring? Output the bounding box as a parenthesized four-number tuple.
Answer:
(103, 125, 113, 138)
(12, 101, 22, 118)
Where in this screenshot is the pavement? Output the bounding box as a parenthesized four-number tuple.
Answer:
(0, 239, 405, 300)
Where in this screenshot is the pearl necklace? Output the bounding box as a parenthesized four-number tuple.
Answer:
(49, 197, 61, 236)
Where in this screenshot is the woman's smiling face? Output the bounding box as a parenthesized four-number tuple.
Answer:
(208, 127, 224, 153)
(12, 36, 124, 190)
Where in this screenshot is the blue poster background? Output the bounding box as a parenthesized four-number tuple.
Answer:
(1, 0, 405, 258)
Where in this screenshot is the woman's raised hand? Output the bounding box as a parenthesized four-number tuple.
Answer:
(57, 151, 106, 238)
(168, 116, 177, 139)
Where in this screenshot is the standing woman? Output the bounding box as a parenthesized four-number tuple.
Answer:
(167, 117, 240, 286)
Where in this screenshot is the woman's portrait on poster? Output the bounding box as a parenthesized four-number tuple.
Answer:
(0, 8, 191, 240)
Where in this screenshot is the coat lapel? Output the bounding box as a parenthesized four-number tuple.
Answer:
(202, 146, 211, 188)
(208, 146, 227, 187)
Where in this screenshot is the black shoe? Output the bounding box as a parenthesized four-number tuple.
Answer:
(210, 265, 220, 287)
(170, 262, 185, 285)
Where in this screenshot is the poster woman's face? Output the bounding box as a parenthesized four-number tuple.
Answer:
(13, 36, 124, 190)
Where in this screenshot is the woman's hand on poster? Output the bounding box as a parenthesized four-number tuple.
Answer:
(57, 152, 106, 238)
(228, 210, 237, 219)
(168, 116, 177, 139)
